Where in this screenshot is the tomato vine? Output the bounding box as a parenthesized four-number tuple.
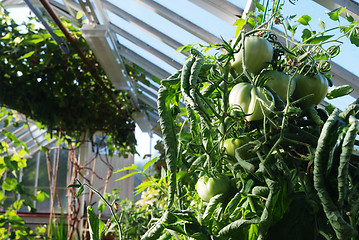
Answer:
(141, 2, 359, 240)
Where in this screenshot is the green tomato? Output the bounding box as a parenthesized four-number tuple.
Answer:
(222, 137, 255, 160)
(263, 70, 296, 101)
(196, 175, 229, 202)
(231, 36, 273, 75)
(229, 82, 274, 121)
(292, 74, 329, 108)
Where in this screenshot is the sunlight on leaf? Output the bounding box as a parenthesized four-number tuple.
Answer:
(114, 164, 137, 173)
(233, 18, 246, 38)
(143, 157, 157, 171)
(296, 15, 311, 25)
(326, 85, 354, 99)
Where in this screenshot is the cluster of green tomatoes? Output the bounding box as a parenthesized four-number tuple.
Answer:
(196, 35, 330, 202)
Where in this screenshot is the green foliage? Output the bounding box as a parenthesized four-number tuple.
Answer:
(0, 6, 136, 155)
(71, 1, 359, 239)
(0, 108, 49, 239)
(87, 206, 106, 240)
(135, 1, 359, 239)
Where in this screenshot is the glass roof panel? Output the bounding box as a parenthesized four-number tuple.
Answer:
(107, 11, 187, 66)
(227, 0, 247, 9)
(107, 0, 209, 46)
(115, 33, 178, 74)
(153, 0, 236, 41)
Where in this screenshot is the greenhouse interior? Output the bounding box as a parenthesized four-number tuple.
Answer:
(1, 0, 359, 239)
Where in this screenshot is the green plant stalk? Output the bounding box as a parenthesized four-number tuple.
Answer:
(80, 182, 123, 240)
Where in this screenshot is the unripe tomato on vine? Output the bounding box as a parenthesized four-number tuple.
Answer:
(231, 36, 274, 75)
(229, 82, 275, 121)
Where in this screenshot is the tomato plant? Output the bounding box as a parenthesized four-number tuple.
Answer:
(79, 2, 359, 240)
(222, 136, 255, 160)
(263, 70, 296, 101)
(231, 36, 273, 75)
(196, 175, 230, 202)
(292, 74, 329, 108)
(229, 82, 274, 121)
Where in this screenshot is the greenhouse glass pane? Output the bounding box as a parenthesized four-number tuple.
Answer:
(107, 11, 187, 64)
(107, 0, 210, 46)
(115, 34, 178, 74)
(53, 188, 68, 213)
(21, 156, 37, 187)
(154, 0, 236, 41)
(56, 148, 70, 188)
(37, 151, 50, 188)
(35, 188, 51, 212)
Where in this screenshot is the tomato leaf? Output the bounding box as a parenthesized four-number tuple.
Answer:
(13, 200, 24, 210)
(301, 29, 312, 42)
(233, 19, 246, 38)
(35, 190, 49, 202)
(349, 33, 359, 47)
(257, 13, 264, 25)
(307, 35, 334, 44)
(247, 18, 256, 29)
(253, 0, 265, 12)
(346, 13, 354, 22)
(2, 178, 18, 191)
(318, 18, 326, 29)
(327, 7, 345, 21)
(296, 15, 311, 25)
(326, 85, 354, 99)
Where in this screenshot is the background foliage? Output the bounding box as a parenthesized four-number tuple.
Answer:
(0, 6, 136, 154)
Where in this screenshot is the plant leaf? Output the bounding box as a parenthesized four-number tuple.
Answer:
(233, 18, 246, 38)
(350, 33, 359, 47)
(301, 29, 312, 42)
(114, 164, 137, 173)
(143, 157, 157, 171)
(346, 13, 354, 22)
(297, 15, 311, 25)
(253, 0, 265, 12)
(135, 180, 153, 195)
(318, 18, 326, 29)
(116, 171, 138, 181)
(18, 51, 35, 60)
(327, 7, 346, 21)
(326, 85, 354, 99)
(76, 185, 84, 197)
(308, 35, 334, 44)
(87, 206, 105, 240)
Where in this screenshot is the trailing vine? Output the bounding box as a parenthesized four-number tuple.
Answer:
(0, 6, 136, 154)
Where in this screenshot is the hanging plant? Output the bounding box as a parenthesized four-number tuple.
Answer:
(0, 7, 136, 155)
